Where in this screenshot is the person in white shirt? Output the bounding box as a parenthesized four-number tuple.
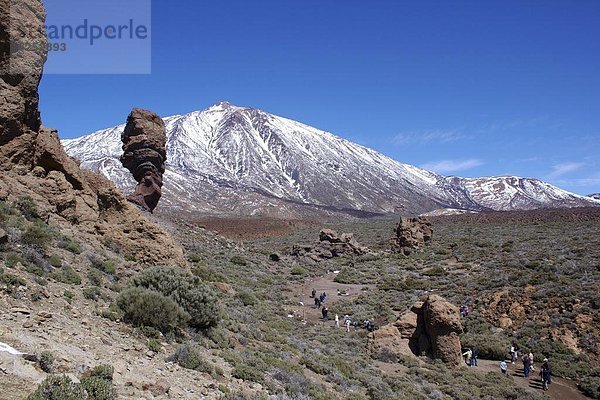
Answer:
(500, 360, 508, 374)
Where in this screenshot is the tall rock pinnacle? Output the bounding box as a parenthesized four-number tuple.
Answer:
(120, 108, 167, 213)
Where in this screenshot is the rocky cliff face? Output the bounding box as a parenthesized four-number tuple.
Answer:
(0, 0, 184, 266)
(121, 108, 167, 213)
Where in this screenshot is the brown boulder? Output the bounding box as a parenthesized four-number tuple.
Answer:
(120, 108, 167, 212)
(374, 294, 463, 368)
(391, 216, 433, 255)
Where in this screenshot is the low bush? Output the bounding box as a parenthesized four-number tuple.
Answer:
(27, 375, 87, 400)
(21, 221, 54, 250)
(39, 351, 54, 373)
(128, 266, 220, 330)
(116, 287, 189, 333)
(80, 376, 116, 400)
(167, 344, 213, 373)
(49, 266, 82, 285)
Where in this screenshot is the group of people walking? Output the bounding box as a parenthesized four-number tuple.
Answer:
(462, 346, 478, 366)
(501, 344, 552, 392)
(310, 288, 374, 333)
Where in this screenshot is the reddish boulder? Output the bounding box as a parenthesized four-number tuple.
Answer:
(120, 108, 167, 212)
(391, 216, 433, 255)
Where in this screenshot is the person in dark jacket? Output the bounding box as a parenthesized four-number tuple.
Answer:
(321, 306, 329, 321)
(540, 359, 551, 391)
(471, 347, 478, 367)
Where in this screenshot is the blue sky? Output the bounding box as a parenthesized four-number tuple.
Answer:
(39, 0, 600, 195)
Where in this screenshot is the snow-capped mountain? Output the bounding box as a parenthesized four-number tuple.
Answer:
(62, 102, 599, 217)
(588, 193, 600, 201)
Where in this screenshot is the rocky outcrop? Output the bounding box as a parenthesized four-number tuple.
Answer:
(370, 295, 463, 368)
(292, 229, 368, 263)
(120, 109, 166, 213)
(0, 0, 48, 145)
(391, 216, 433, 255)
(0, 0, 184, 266)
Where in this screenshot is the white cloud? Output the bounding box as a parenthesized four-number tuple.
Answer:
(547, 162, 584, 179)
(421, 159, 484, 174)
(392, 129, 464, 146)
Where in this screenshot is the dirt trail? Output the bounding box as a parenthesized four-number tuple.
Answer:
(473, 359, 588, 400)
(288, 272, 375, 324)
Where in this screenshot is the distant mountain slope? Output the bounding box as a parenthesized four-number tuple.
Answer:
(588, 193, 600, 201)
(62, 102, 599, 216)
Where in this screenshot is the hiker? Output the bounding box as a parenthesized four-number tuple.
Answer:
(367, 321, 375, 332)
(464, 305, 469, 317)
(510, 344, 517, 364)
(363, 319, 370, 329)
(540, 359, 551, 391)
(311, 288, 316, 298)
(522, 353, 531, 377)
(334, 314, 340, 328)
(322, 306, 329, 321)
(471, 346, 478, 367)
(529, 351, 535, 372)
(500, 359, 508, 375)
(462, 348, 473, 366)
(314, 297, 321, 308)
(345, 318, 351, 332)
(459, 305, 465, 318)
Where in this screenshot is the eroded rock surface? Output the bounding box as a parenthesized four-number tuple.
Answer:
(120, 108, 166, 213)
(292, 228, 368, 263)
(370, 294, 463, 368)
(391, 216, 433, 255)
(0, 0, 184, 266)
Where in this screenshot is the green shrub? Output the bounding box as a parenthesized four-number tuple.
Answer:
(80, 376, 116, 400)
(90, 364, 114, 381)
(16, 196, 40, 221)
(231, 364, 264, 383)
(579, 372, 600, 399)
(236, 290, 258, 306)
(1, 272, 26, 292)
(148, 339, 161, 353)
(21, 221, 54, 250)
(83, 287, 102, 301)
(129, 266, 220, 330)
(27, 375, 87, 400)
(230, 256, 248, 266)
(5, 252, 22, 268)
(58, 238, 81, 254)
(290, 266, 308, 276)
(39, 351, 54, 373)
(167, 344, 213, 373)
(50, 266, 81, 285)
(100, 260, 116, 275)
(116, 287, 189, 333)
(49, 255, 62, 268)
(88, 269, 103, 286)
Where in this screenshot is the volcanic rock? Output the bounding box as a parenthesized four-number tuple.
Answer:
(391, 216, 433, 255)
(370, 294, 463, 368)
(292, 229, 368, 263)
(0, 0, 47, 145)
(0, 0, 184, 266)
(120, 108, 167, 213)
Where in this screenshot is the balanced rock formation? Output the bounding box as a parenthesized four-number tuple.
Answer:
(0, 0, 184, 266)
(391, 216, 433, 255)
(120, 108, 167, 213)
(292, 229, 368, 263)
(369, 294, 463, 368)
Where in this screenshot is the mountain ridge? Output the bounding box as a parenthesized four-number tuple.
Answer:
(62, 102, 599, 217)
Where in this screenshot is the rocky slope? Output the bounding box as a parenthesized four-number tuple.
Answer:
(63, 102, 599, 217)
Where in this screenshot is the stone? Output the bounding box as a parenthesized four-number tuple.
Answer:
(292, 229, 368, 262)
(0, 0, 47, 145)
(372, 294, 463, 368)
(391, 216, 433, 255)
(120, 108, 167, 213)
(0, 227, 7, 244)
(143, 378, 171, 396)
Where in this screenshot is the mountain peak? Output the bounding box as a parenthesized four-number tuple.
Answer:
(62, 104, 599, 217)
